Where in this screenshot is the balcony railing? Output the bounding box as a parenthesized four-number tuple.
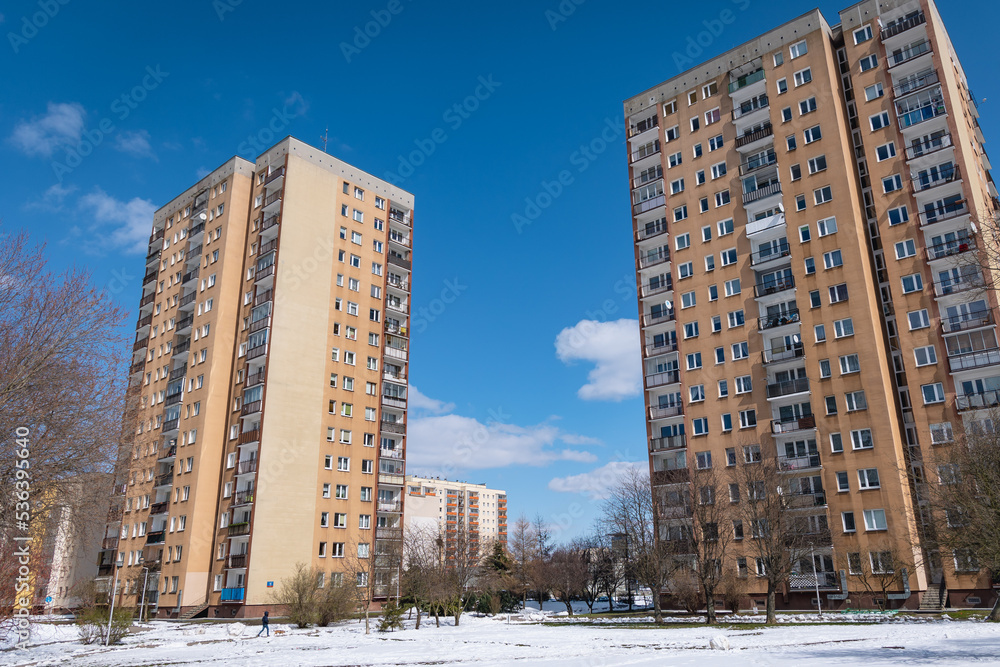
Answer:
(630, 140, 661, 163)
(941, 310, 993, 334)
(899, 101, 947, 130)
(388, 254, 411, 270)
(905, 132, 951, 160)
(927, 239, 974, 261)
(255, 263, 276, 282)
(633, 194, 666, 216)
(378, 500, 403, 513)
(894, 69, 940, 99)
(750, 244, 790, 266)
(245, 369, 266, 387)
(264, 192, 282, 208)
(179, 291, 197, 308)
(246, 344, 267, 361)
(632, 167, 663, 189)
(382, 395, 407, 409)
(766, 377, 810, 399)
(261, 214, 280, 233)
(241, 400, 262, 416)
(641, 280, 673, 298)
(636, 219, 668, 241)
(758, 309, 800, 331)
(220, 587, 245, 602)
(638, 249, 670, 269)
(771, 414, 816, 434)
(881, 11, 925, 40)
(227, 553, 248, 569)
(735, 123, 773, 149)
(376, 526, 403, 541)
(642, 310, 676, 327)
(236, 459, 257, 475)
(913, 165, 960, 193)
(739, 150, 778, 176)
(644, 340, 678, 357)
(777, 454, 822, 472)
(784, 491, 827, 509)
(154, 472, 174, 487)
(379, 447, 404, 460)
(887, 40, 931, 68)
(150, 501, 169, 515)
(728, 68, 765, 94)
(381, 421, 406, 434)
(239, 428, 261, 445)
(919, 200, 968, 227)
(645, 370, 680, 388)
(231, 489, 255, 506)
(763, 345, 805, 365)
(162, 418, 180, 433)
(145, 530, 166, 545)
(629, 115, 659, 137)
(139, 293, 155, 309)
(253, 289, 273, 307)
(790, 571, 839, 589)
(164, 391, 182, 407)
(733, 94, 769, 120)
(948, 348, 1000, 372)
(264, 166, 285, 185)
(249, 316, 270, 335)
(651, 468, 689, 485)
(743, 181, 782, 205)
(157, 445, 177, 460)
(387, 278, 410, 292)
(933, 275, 983, 297)
(102, 537, 119, 550)
(649, 434, 686, 451)
(227, 522, 251, 537)
(754, 276, 795, 298)
(650, 404, 684, 419)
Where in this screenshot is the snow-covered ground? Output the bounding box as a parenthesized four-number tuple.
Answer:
(3, 610, 999, 666)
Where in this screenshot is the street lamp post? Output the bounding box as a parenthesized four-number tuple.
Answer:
(139, 567, 150, 623)
(810, 543, 822, 615)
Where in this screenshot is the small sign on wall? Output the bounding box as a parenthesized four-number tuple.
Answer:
(267, 581, 274, 588)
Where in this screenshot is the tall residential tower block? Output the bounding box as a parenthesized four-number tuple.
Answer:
(626, 0, 997, 609)
(98, 137, 414, 618)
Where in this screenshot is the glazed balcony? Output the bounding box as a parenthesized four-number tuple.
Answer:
(947, 348, 1000, 373)
(633, 194, 666, 216)
(770, 414, 816, 434)
(765, 376, 810, 399)
(899, 100, 947, 130)
(382, 394, 407, 409)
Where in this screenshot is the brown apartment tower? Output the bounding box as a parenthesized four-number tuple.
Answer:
(626, 0, 998, 609)
(97, 137, 414, 618)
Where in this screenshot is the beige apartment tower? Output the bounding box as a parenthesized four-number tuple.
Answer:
(626, 0, 998, 609)
(404, 476, 508, 560)
(98, 137, 414, 618)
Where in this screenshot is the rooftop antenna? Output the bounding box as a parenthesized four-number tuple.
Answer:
(320, 127, 329, 153)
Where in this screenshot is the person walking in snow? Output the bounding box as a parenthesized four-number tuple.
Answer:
(257, 611, 269, 637)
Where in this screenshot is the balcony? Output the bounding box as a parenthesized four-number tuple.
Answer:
(638, 248, 670, 269)
(649, 434, 686, 452)
(162, 418, 180, 433)
(629, 114, 659, 138)
(376, 526, 403, 541)
(651, 468, 689, 486)
(766, 377, 810, 399)
(728, 68, 765, 94)
(263, 191, 282, 209)
(379, 472, 406, 486)
(175, 315, 194, 333)
(264, 166, 285, 186)
(227, 553, 248, 569)
(735, 124, 773, 149)
(387, 278, 410, 292)
(790, 571, 839, 589)
(899, 100, 947, 130)
(157, 445, 177, 461)
(154, 472, 174, 487)
(188, 222, 205, 239)
(139, 292, 155, 309)
(739, 150, 777, 176)
(941, 310, 993, 334)
(733, 94, 769, 120)
(245, 368, 266, 387)
(919, 200, 967, 227)
(754, 276, 795, 298)
(378, 500, 403, 513)
(742, 181, 782, 205)
(384, 346, 408, 362)
(178, 291, 197, 310)
(389, 209, 411, 227)
(381, 420, 406, 434)
(633, 194, 666, 216)
(231, 489, 255, 506)
(643, 340, 678, 357)
(132, 337, 148, 353)
(887, 40, 931, 69)
(385, 322, 409, 338)
(145, 530, 166, 545)
(227, 522, 251, 537)
(750, 244, 790, 267)
(927, 238, 974, 261)
(239, 428, 261, 445)
(164, 391, 182, 407)
(388, 254, 412, 271)
(253, 289, 273, 307)
(641, 280, 673, 299)
(386, 301, 408, 315)
(379, 447, 404, 460)
(758, 309, 800, 331)
(382, 395, 407, 409)
(933, 275, 983, 297)
(784, 491, 827, 509)
(146, 246, 161, 263)
(236, 459, 257, 475)
(747, 212, 785, 237)
(777, 453, 822, 472)
(261, 214, 280, 235)
(881, 11, 926, 40)
(102, 537, 119, 551)
(629, 140, 660, 164)
(948, 348, 1000, 373)
(241, 400, 262, 416)
(150, 501, 169, 515)
(763, 345, 805, 365)
(172, 339, 191, 357)
(649, 404, 684, 420)
(771, 414, 816, 434)
(956, 390, 1000, 412)
(645, 370, 680, 388)
(255, 263, 276, 282)
(220, 587, 245, 602)
(913, 165, 961, 193)
(642, 310, 676, 327)
(905, 132, 951, 161)
(98, 564, 114, 577)
(632, 166, 663, 189)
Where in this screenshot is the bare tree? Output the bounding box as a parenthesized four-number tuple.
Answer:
(731, 442, 815, 624)
(840, 541, 913, 611)
(549, 546, 588, 616)
(924, 421, 1000, 621)
(0, 227, 129, 625)
(269, 562, 318, 628)
(689, 467, 737, 623)
(507, 515, 534, 609)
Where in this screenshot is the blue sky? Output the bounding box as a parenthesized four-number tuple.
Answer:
(2, 0, 997, 542)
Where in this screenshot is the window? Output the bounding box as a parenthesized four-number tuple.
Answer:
(711, 162, 727, 179)
(809, 290, 821, 308)
(830, 433, 844, 453)
(773, 52, 784, 66)
(702, 82, 718, 98)
(743, 444, 761, 463)
(739, 409, 757, 429)
(905, 309, 931, 332)
(674, 206, 688, 222)
(836, 471, 850, 492)
(793, 68, 812, 87)
(718, 218, 734, 236)
(807, 155, 827, 174)
(790, 40, 808, 58)
(732, 341, 749, 360)
(888, 206, 909, 226)
(901, 273, 923, 293)
(678, 262, 693, 279)
(696, 451, 712, 469)
(799, 97, 817, 115)
(705, 108, 721, 125)
(930, 423, 953, 445)
(842, 512, 856, 533)
(825, 395, 837, 415)
(696, 169, 706, 185)
(777, 78, 788, 94)
(720, 248, 737, 266)
(845, 390, 867, 412)
(668, 151, 682, 167)
(690, 117, 700, 132)
(859, 54, 879, 71)
(670, 178, 685, 194)
(895, 239, 916, 259)
(735, 375, 752, 394)
(692, 418, 709, 436)
(782, 107, 793, 122)
(883, 174, 903, 193)
(819, 359, 832, 378)
(711, 315, 722, 332)
(804, 257, 816, 274)
(702, 227, 712, 243)
(858, 468, 880, 490)
(686, 352, 703, 370)
(922, 383, 945, 405)
(722, 413, 733, 431)
(718, 379, 729, 398)
(699, 197, 710, 213)
(803, 125, 822, 144)
(708, 284, 718, 300)
(786, 134, 797, 151)
(833, 318, 854, 338)
(790, 164, 802, 181)
(799, 225, 812, 243)
(675, 233, 690, 250)
(691, 384, 706, 402)
(814, 186, 833, 205)
(863, 509, 887, 531)
(914, 346, 937, 366)
(724, 279, 741, 297)
(853, 24, 873, 44)
(870, 111, 891, 130)
(681, 291, 696, 309)
(684, 322, 699, 339)
(715, 191, 731, 207)
(705, 256, 716, 272)
(839, 354, 860, 375)
(851, 429, 874, 450)
(864, 82, 884, 101)
(829, 283, 848, 304)
(337, 457, 349, 471)
(333, 513, 347, 528)
(709, 134, 724, 151)
(876, 142, 896, 161)
(823, 250, 843, 269)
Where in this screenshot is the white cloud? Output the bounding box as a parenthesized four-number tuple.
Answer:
(77, 188, 156, 254)
(9, 102, 86, 157)
(25, 183, 78, 211)
(548, 461, 647, 500)
(408, 386, 456, 414)
(555, 319, 641, 402)
(114, 130, 156, 159)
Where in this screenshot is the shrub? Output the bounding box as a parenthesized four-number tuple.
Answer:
(377, 600, 404, 633)
(316, 581, 353, 627)
(76, 607, 133, 645)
